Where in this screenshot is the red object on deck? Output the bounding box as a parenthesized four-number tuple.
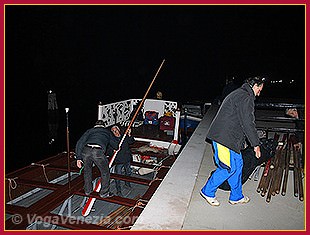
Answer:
(159, 116, 175, 131)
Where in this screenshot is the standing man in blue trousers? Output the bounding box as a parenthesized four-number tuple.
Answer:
(201, 76, 266, 206)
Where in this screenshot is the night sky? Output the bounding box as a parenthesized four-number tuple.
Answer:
(5, 5, 305, 172)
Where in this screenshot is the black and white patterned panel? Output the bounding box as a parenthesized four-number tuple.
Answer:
(99, 99, 137, 127)
(99, 104, 115, 127)
(131, 99, 144, 114)
(114, 100, 132, 123)
(164, 101, 178, 117)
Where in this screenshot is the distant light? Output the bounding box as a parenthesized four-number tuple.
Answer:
(290, 80, 295, 84)
(270, 80, 285, 84)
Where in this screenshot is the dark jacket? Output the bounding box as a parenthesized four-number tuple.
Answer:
(112, 135, 135, 164)
(294, 112, 304, 144)
(75, 126, 116, 160)
(206, 83, 260, 153)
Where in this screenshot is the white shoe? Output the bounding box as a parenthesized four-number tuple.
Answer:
(229, 196, 250, 205)
(200, 191, 220, 206)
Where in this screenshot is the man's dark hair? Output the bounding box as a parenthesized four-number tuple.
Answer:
(246, 76, 266, 88)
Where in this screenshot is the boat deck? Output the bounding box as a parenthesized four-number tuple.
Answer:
(5, 141, 177, 230)
(130, 123, 174, 143)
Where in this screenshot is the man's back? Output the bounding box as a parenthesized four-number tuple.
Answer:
(206, 83, 259, 153)
(75, 126, 112, 159)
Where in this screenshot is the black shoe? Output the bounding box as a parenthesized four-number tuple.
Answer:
(99, 192, 114, 198)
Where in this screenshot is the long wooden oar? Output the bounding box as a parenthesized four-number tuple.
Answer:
(82, 59, 165, 216)
(109, 59, 165, 167)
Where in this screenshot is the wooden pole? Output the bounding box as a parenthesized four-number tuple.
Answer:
(274, 145, 286, 194)
(65, 108, 71, 192)
(271, 135, 287, 196)
(81, 60, 166, 217)
(259, 158, 272, 195)
(108, 59, 166, 168)
(266, 135, 286, 202)
(281, 137, 291, 196)
(296, 147, 304, 201)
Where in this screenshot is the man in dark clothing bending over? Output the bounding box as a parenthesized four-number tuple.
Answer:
(75, 120, 117, 198)
(110, 125, 135, 197)
(201, 76, 266, 206)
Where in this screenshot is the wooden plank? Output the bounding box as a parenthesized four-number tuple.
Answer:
(15, 178, 62, 191)
(131, 161, 156, 169)
(110, 173, 151, 185)
(5, 204, 28, 215)
(75, 191, 137, 207)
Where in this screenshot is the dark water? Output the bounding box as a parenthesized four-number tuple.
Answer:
(5, 97, 99, 173)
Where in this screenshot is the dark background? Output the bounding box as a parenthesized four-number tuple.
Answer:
(5, 5, 305, 172)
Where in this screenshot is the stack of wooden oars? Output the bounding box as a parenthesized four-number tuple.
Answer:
(256, 134, 304, 203)
(292, 138, 304, 201)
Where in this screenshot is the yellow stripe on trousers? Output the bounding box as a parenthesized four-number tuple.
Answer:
(217, 142, 231, 168)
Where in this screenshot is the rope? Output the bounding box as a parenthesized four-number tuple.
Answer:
(137, 198, 149, 203)
(79, 166, 84, 175)
(132, 201, 146, 210)
(31, 163, 50, 182)
(149, 155, 172, 179)
(157, 155, 172, 166)
(155, 165, 171, 171)
(6, 177, 18, 201)
(148, 177, 163, 186)
(150, 155, 171, 171)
